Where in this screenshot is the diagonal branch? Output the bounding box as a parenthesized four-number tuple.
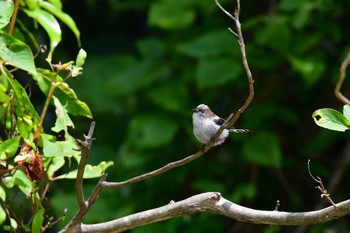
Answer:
(102, 151, 203, 189)
(103, 0, 254, 188)
(205, 0, 254, 151)
(335, 50, 350, 105)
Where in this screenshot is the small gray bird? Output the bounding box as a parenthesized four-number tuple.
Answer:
(192, 104, 248, 146)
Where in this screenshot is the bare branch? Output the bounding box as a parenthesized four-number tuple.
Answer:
(75, 121, 96, 210)
(72, 192, 350, 233)
(335, 50, 350, 105)
(214, 0, 237, 21)
(205, 0, 254, 150)
(102, 151, 203, 189)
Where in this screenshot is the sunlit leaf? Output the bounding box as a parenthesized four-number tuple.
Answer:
(2, 68, 39, 141)
(51, 97, 74, 133)
(33, 69, 92, 118)
(0, 136, 21, 160)
(75, 48, 87, 67)
(32, 204, 44, 233)
(0, 0, 14, 29)
(23, 8, 62, 59)
(0, 205, 5, 226)
(343, 105, 350, 121)
(0, 186, 5, 201)
(48, 0, 62, 9)
(41, 134, 79, 157)
(46, 157, 65, 179)
(3, 218, 18, 231)
(54, 161, 114, 179)
(39, 1, 80, 46)
(0, 31, 36, 74)
(3, 170, 32, 196)
(0, 83, 11, 103)
(312, 108, 350, 132)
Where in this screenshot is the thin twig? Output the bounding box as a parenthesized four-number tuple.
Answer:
(104, 0, 255, 188)
(102, 151, 202, 189)
(307, 160, 336, 207)
(205, 0, 254, 150)
(335, 50, 350, 105)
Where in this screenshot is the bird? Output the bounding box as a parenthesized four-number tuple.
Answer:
(192, 104, 248, 146)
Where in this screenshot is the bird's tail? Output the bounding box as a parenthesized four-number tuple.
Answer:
(228, 128, 249, 133)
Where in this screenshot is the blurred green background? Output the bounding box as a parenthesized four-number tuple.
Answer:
(44, 0, 350, 232)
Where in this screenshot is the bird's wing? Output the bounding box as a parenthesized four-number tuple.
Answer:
(213, 117, 225, 126)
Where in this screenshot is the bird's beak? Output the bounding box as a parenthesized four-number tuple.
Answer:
(192, 108, 198, 113)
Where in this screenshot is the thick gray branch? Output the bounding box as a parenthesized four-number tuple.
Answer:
(73, 192, 350, 233)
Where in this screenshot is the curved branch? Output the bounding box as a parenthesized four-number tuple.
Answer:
(206, 0, 254, 151)
(335, 50, 350, 105)
(75, 192, 350, 233)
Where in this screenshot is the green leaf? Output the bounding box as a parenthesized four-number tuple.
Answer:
(243, 132, 282, 167)
(136, 38, 165, 59)
(229, 183, 257, 203)
(41, 134, 79, 157)
(0, 82, 11, 103)
(287, 55, 325, 86)
(255, 16, 291, 53)
(0, 136, 21, 160)
(0, 186, 5, 201)
(75, 48, 87, 67)
(0, 205, 6, 226)
(177, 29, 238, 58)
(2, 68, 39, 141)
(192, 179, 225, 193)
(48, 0, 62, 9)
(149, 3, 195, 30)
(118, 145, 152, 169)
(0, 0, 14, 29)
(23, 8, 62, 60)
(146, 81, 189, 112)
(33, 69, 92, 118)
(32, 205, 44, 233)
(54, 161, 114, 179)
(196, 58, 243, 88)
(312, 108, 350, 132)
(39, 1, 81, 46)
(343, 105, 350, 121)
(105, 57, 168, 96)
(51, 97, 74, 133)
(127, 114, 178, 148)
(0, 31, 36, 74)
(46, 157, 65, 179)
(3, 170, 32, 196)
